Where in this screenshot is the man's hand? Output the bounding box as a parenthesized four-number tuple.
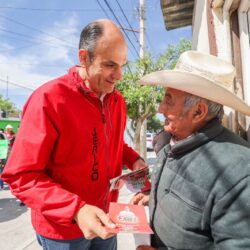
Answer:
(130, 191, 150, 206)
(133, 158, 148, 171)
(136, 245, 156, 250)
(74, 204, 116, 240)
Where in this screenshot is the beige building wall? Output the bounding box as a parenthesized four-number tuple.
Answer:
(192, 0, 210, 52)
(238, 0, 250, 140)
(191, 0, 250, 140)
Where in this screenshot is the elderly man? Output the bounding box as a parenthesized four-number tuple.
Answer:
(132, 51, 250, 250)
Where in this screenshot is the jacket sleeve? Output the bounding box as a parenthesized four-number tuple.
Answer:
(2, 90, 85, 227)
(122, 142, 140, 170)
(211, 175, 250, 249)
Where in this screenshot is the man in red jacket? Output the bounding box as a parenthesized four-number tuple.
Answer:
(2, 19, 146, 250)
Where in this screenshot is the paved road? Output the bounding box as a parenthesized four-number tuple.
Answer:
(0, 185, 137, 250)
(0, 151, 156, 250)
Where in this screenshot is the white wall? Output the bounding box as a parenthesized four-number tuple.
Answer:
(192, 0, 210, 52)
(238, 1, 250, 140)
(192, 0, 250, 140)
(124, 119, 134, 148)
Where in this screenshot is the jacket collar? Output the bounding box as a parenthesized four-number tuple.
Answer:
(68, 66, 116, 101)
(165, 119, 224, 156)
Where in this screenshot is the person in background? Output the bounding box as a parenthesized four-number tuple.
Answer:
(0, 128, 6, 139)
(0, 132, 5, 139)
(0, 131, 7, 189)
(5, 124, 15, 142)
(4, 125, 15, 155)
(2, 19, 146, 250)
(132, 51, 250, 250)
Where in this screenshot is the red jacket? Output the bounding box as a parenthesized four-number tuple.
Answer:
(2, 66, 139, 240)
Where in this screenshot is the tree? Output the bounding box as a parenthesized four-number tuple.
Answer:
(117, 38, 191, 154)
(0, 95, 20, 118)
(147, 115, 163, 133)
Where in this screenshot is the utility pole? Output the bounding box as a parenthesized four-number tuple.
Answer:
(139, 0, 147, 159)
(139, 0, 145, 59)
(6, 76, 9, 100)
(6, 76, 9, 117)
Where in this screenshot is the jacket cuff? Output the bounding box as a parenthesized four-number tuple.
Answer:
(123, 144, 140, 169)
(136, 156, 145, 162)
(72, 200, 86, 224)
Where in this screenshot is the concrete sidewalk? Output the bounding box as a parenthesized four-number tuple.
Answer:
(0, 186, 39, 250)
(0, 185, 137, 250)
(0, 151, 156, 250)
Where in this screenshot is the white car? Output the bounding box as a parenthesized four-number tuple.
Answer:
(146, 132, 154, 150)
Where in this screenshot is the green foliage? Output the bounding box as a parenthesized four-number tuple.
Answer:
(0, 95, 19, 117)
(147, 115, 163, 133)
(117, 38, 191, 129)
(117, 72, 163, 122)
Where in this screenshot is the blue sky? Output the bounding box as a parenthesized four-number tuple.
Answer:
(0, 0, 191, 109)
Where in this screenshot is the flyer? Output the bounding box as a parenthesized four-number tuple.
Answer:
(110, 166, 151, 193)
(108, 202, 153, 234)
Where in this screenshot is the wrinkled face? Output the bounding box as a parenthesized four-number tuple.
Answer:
(158, 88, 196, 140)
(80, 32, 127, 97)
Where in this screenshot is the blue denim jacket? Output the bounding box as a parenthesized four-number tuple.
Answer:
(150, 119, 250, 250)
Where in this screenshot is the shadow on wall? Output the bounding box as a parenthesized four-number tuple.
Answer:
(247, 121, 250, 142)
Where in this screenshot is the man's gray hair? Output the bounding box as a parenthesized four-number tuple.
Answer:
(184, 94, 224, 121)
(79, 21, 104, 61)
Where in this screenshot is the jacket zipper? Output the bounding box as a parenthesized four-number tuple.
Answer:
(100, 99, 111, 211)
(106, 102, 113, 132)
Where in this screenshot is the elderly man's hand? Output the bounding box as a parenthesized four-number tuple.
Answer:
(74, 204, 116, 240)
(132, 158, 148, 171)
(136, 245, 156, 250)
(130, 191, 150, 206)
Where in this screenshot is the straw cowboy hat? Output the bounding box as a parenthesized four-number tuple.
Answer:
(139, 50, 250, 116)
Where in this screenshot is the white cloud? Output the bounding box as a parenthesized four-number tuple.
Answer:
(0, 14, 80, 109)
(33, 14, 79, 65)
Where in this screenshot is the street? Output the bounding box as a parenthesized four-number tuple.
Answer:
(0, 151, 156, 250)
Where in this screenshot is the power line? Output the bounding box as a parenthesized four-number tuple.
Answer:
(0, 42, 47, 53)
(107, 2, 128, 32)
(114, 0, 139, 43)
(0, 78, 35, 91)
(0, 27, 75, 50)
(0, 31, 76, 53)
(100, 0, 138, 79)
(102, 0, 140, 58)
(95, 0, 138, 59)
(96, 0, 111, 18)
(0, 62, 64, 69)
(0, 6, 134, 12)
(0, 27, 38, 39)
(145, 31, 155, 53)
(95, 1, 139, 33)
(0, 14, 76, 49)
(96, 1, 136, 78)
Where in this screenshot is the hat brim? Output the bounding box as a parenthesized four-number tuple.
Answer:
(139, 70, 250, 116)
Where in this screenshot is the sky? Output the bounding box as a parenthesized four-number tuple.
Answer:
(0, 0, 191, 110)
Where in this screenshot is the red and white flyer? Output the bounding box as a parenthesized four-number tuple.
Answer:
(108, 202, 153, 234)
(110, 166, 151, 193)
